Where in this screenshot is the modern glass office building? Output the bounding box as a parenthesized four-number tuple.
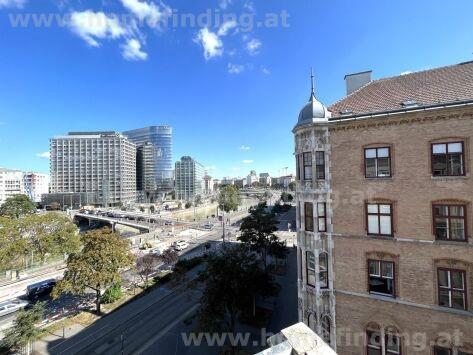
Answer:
(123, 126, 173, 193)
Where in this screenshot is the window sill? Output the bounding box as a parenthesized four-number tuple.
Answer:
(366, 234, 395, 240)
(434, 239, 470, 246)
(431, 175, 469, 181)
(364, 177, 393, 181)
(369, 292, 396, 300)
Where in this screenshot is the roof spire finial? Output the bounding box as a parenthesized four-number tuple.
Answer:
(310, 68, 316, 101)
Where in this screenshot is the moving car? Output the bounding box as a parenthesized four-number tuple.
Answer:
(202, 223, 214, 230)
(26, 279, 56, 300)
(0, 299, 29, 317)
(173, 240, 189, 251)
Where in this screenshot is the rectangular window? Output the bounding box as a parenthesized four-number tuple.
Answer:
(365, 147, 391, 178)
(369, 260, 395, 297)
(438, 268, 467, 310)
(317, 202, 327, 232)
(367, 203, 393, 236)
(433, 347, 452, 355)
(315, 151, 325, 180)
(433, 205, 466, 242)
(304, 202, 314, 232)
(385, 334, 401, 355)
(319, 252, 328, 289)
(296, 154, 300, 181)
(432, 142, 465, 176)
(366, 330, 382, 355)
(303, 152, 312, 180)
(306, 252, 316, 287)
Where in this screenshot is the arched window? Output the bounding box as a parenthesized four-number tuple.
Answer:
(307, 311, 316, 330)
(319, 252, 329, 289)
(321, 315, 331, 345)
(306, 251, 316, 287)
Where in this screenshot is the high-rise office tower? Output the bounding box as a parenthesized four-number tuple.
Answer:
(49, 132, 136, 207)
(123, 126, 173, 194)
(175, 156, 205, 201)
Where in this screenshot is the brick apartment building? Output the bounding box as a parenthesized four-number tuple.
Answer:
(294, 62, 473, 354)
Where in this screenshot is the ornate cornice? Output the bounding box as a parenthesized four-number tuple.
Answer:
(329, 110, 473, 132)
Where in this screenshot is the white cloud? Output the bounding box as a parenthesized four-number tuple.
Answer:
(219, 0, 232, 9)
(194, 28, 223, 60)
(232, 166, 241, 172)
(120, 0, 170, 29)
(217, 20, 237, 36)
(122, 38, 148, 61)
(239, 145, 251, 151)
(261, 66, 271, 75)
(400, 71, 412, 76)
(69, 10, 127, 47)
(228, 63, 245, 74)
(205, 165, 217, 172)
(243, 1, 255, 13)
(242, 159, 254, 164)
(0, 0, 26, 8)
(246, 38, 261, 55)
(36, 152, 50, 159)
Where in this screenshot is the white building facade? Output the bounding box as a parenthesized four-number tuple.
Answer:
(49, 132, 137, 207)
(23, 172, 49, 203)
(0, 168, 25, 205)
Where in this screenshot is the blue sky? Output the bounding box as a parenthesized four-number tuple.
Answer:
(0, 0, 472, 179)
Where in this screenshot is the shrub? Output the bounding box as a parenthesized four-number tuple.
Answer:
(101, 283, 123, 304)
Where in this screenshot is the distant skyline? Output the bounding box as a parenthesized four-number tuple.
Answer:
(0, 0, 472, 179)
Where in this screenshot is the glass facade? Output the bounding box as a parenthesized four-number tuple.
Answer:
(123, 126, 173, 192)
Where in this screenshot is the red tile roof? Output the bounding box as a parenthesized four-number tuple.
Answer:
(328, 61, 473, 118)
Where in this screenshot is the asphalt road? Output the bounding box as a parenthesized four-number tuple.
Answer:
(47, 267, 204, 355)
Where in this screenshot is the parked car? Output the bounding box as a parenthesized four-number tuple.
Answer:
(0, 299, 29, 317)
(173, 240, 189, 251)
(202, 223, 214, 230)
(26, 279, 56, 300)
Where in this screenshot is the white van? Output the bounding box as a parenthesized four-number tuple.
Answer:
(173, 240, 189, 251)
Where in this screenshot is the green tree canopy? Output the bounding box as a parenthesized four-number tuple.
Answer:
(197, 246, 278, 341)
(21, 213, 80, 263)
(0, 213, 80, 272)
(0, 217, 29, 273)
(238, 202, 286, 269)
(0, 194, 36, 219)
(1, 302, 45, 352)
(218, 185, 241, 213)
(52, 228, 134, 314)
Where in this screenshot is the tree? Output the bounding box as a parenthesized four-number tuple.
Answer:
(0, 213, 79, 274)
(197, 246, 278, 351)
(218, 185, 241, 213)
(288, 182, 296, 191)
(149, 205, 155, 213)
(136, 253, 160, 286)
(0, 217, 29, 273)
(52, 228, 134, 315)
(185, 201, 192, 209)
(159, 248, 179, 265)
(0, 195, 36, 219)
(281, 192, 294, 203)
(195, 195, 202, 206)
(238, 202, 286, 269)
(1, 302, 45, 352)
(20, 213, 80, 264)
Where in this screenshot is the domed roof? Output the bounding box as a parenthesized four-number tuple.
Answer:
(295, 71, 331, 128)
(297, 93, 330, 124)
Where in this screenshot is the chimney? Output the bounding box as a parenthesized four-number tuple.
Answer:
(344, 70, 372, 95)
